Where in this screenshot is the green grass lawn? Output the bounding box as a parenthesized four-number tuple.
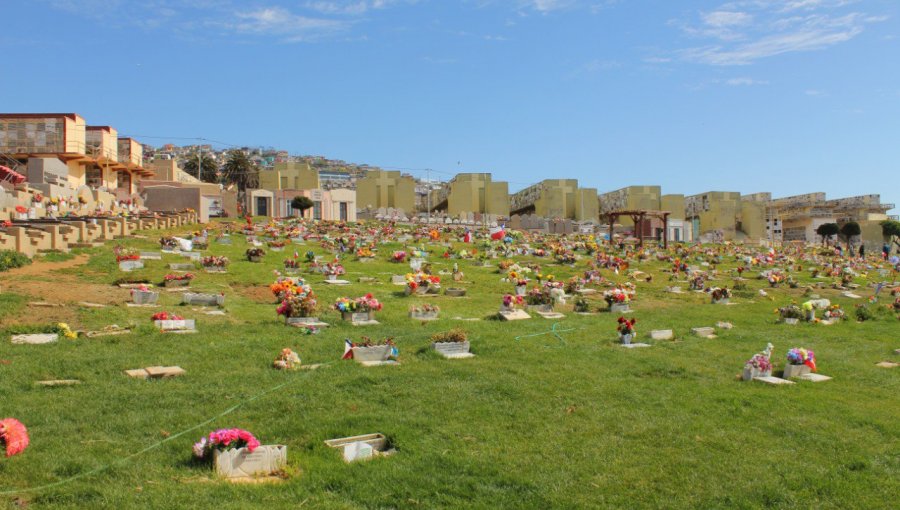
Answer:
(1, 223, 898, 509)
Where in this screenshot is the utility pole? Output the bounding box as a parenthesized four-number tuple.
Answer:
(426, 168, 431, 225)
(197, 146, 202, 181)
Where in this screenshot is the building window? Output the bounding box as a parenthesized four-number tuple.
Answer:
(313, 201, 322, 220)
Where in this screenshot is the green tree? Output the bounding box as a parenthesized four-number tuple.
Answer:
(182, 153, 220, 183)
(290, 196, 314, 217)
(816, 223, 839, 245)
(882, 219, 900, 249)
(839, 221, 861, 249)
(221, 150, 259, 191)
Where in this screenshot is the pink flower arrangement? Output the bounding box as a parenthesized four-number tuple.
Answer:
(0, 418, 29, 457)
(193, 428, 260, 459)
(151, 311, 184, 321)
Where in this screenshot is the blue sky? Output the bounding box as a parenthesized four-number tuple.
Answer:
(1, 0, 897, 210)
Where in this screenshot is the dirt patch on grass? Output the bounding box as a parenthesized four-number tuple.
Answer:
(234, 284, 276, 304)
(1, 253, 129, 306)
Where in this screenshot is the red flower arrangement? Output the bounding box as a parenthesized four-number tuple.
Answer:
(617, 317, 637, 336)
(151, 311, 184, 321)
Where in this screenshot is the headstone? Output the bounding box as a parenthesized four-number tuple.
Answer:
(875, 361, 898, 368)
(36, 379, 81, 387)
(716, 322, 734, 330)
(620, 343, 651, 348)
(140, 252, 162, 260)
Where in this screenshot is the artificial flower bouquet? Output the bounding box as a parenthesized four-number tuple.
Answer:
(405, 272, 441, 294)
(409, 303, 440, 317)
(334, 294, 383, 313)
(246, 248, 266, 260)
(823, 304, 846, 321)
(273, 348, 301, 370)
(201, 255, 229, 268)
(430, 328, 468, 343)
(193, 428, 260, 460)
(276, 288, 319, 318)
(784, 347, 817, 378)
(283, 258, 301, 269)
(616, 317, 637, 341)
(0, 418, 29, 458)
(743, 343, 774, 380)
(501, 294, 525, 311)
(778, 303, 804, 321)
(786, 347, 817, 371)
(391, 251, 407, 263)
(323, 261, 345, 277)
(710, 287, 732, 303)
(114, 247, 140, 263)
(356, 247, 375, 259)
(164, 273, 194, 281)
(151, 311, 184, 321)
(267, 240, 287, 249)
(525, 287, 553, 306)
(159, 236, 179, 250)
(603, 288, 632, 306)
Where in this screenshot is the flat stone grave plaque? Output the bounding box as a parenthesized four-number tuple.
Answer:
(691, 327, 716, 338)
(119, 260, 144, 272)
(322, 279, 350, 285)
(796, 373, 832, 382)
(125, 366, 186, 379)
(11, 333, 59, 345)
(169, 263, 195, 271)
(753, 376, 795, 385)
(716, 322, 734, 330)
(875, 361, 898, 368)
(537, 311, 565, 319)
(391, 275, 407, 285)
(499, 310, 531, 321)
(621, 343, 651, 348)
(154, 319, 197, 332)
(286, 317, 329, 327)
(140, 252, 162, 260)
(36, 379, 81, 387)
(182, 293, 224, 307)
(650, 330, 674, 341)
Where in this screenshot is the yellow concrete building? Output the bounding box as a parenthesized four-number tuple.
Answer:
(510, 179, 598, 221)
(599, 186, 663, 226)
(258, 161, 320, 191)
(431, 173, 510, 217)
(356, 170, 416, 213)
(685, 191, 743, 241)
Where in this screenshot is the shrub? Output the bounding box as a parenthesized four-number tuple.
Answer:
(0, 250, 31, 272)
(855, 304, 874, 322)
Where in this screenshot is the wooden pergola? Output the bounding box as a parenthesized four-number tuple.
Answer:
(603, 210, 671, 248)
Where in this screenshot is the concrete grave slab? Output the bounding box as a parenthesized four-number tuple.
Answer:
(36, 379, 81, 387)
(11, 333, 59, 345)
(796, 373, 832, 382)
(650, 330, 674, 341)
(875, 361, 898, 368)
(716, 322, 734, 330)
(499, 310, 531, 321)
(620, 343, 651, 348)
(754, 376, 795, 385)
(691, 327, 716, 338)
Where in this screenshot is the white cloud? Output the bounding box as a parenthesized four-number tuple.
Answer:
(726, 77, 768, 85)
(675, 1, 886, 65)
(230, 7, 346, 41)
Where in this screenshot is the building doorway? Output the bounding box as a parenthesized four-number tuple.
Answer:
(256, 196, 268, 216)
